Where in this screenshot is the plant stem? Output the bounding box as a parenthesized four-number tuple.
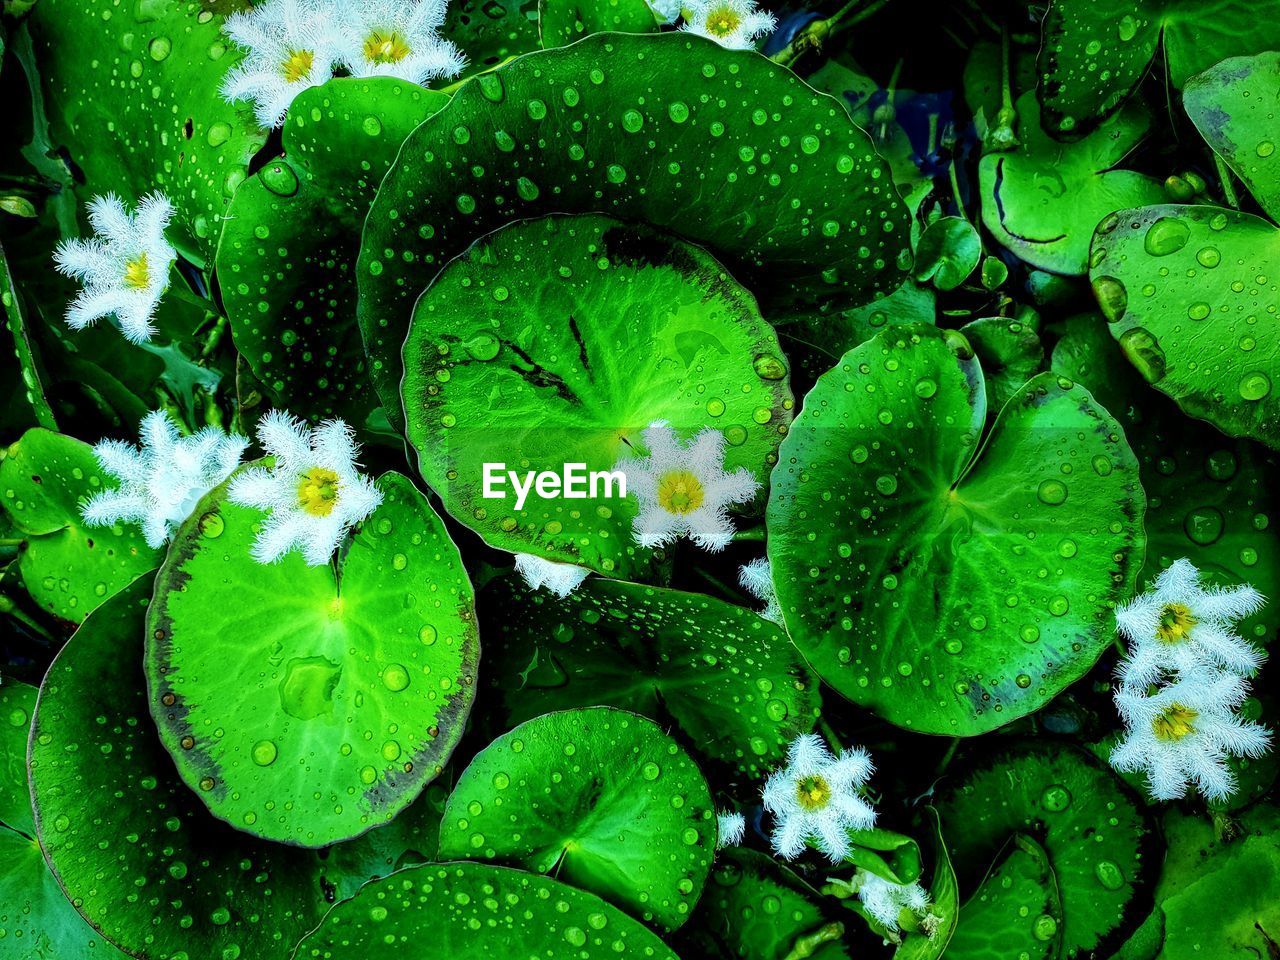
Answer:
(1000, 26, 1013, 115)
(199, 313, 228, 362)
(732, 526, 765, 542)
(1215, 154, 1240, 209)
(770, 0, 892, 69)
(934, 737, 960, 776)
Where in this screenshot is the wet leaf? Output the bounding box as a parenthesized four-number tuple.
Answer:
(147, 471, 478, 847)
(438, 706, 714, 931)
(402, 214, 791, 580)
(914, 216, 981, 291)
(980, 93, 1162, 275)
(445, 0, 542, 79)
(217, 78, 447, 425)
(1089, 204, 1280, 449)
(538, 0, 657, 46)
(960, 315, 1045, 413)
(479, 575, 817, 778)
(359, 32, 910, 420)
(945, 835, 1063, 960)
(0, 680, 35, 837)
(767, 326, 1144, 735)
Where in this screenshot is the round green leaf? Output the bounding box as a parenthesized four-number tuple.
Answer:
(1090, 204, 1280, 449)
(945, 835, 1063, 960)
(358, 32, 910, 418)
(147, 470, 478, 847)
(683, 848, 852, 960)
(444, 0, 542, 79)
(0, 680, 36, 837)
(1036, 0, 1280, 139)
(479, 575, 818, 777)
(27, 0, 266, 260)
(0, 829, 129, 959)
(913, 216, 981, 291)
(294, 861, 680, 958)
(1184, 52, 1280, 223)
(217, 79, 447, 424)
(960, 315, 1045, 413)
(980, 93, 1162, 275)
(438, 707, 715, 931)
(1051, 312, 1280, 651)
(539, 0, 658, 46)
(767, 326, 1144, 735)
(937, 745, 1155, 959)
(0, 428, 160, 623)
(403, 213, 791, 579)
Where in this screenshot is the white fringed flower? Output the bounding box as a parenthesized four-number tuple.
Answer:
(337, 0, 464, 84)
(616, 421, 759, 552)
(682, 0, 776, 50)
(53, 193, 176, 344)
(514, 553, 591, 598)
(762, 733, 877, 863)
(228, 411, 382, 566)
(221, 0, 345, 128)
(1116, 558, 1265, 689)
(82, 411, 248, 548)
(716, 810, 746, 849)
(855, 870, 931, 933)
(1111, 669, 1272, 802)
(739, 557, 781, 624)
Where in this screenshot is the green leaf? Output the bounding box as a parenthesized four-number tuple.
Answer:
(980, 92, 1163, 275)
(0, 428, 160, 623)
(538, 0, 658, 46)
(0, 829, 130, 959)
(358, 32, 910, 420)
(896, 808, 959, 960)
(684, 848, 852, 960)
(1090, 204, 1280, 449)
(937, 745, 1155, 959)
(217, 78, 448, 425)
(479, 575, 817, 778)
(445, 0, 542, 79)
(29, 577, 450, 960)
(26, 0, 267, 261)
(1036, 0, 1280, 138)
(0, 680, 36, 837)
(944, 835, 1063, 960)
(402, 213, 791, 580)
(913, 217, 981, 291)
(767, 326, 1144, 735)
(1050, 312, 1280, 656)
(1183, 52, 1280, 224)
(294, 861, 680, 958)
(0, 242, 56, 431)
(437, 706, 715, 932)
(146, 471, 478, 847)
(960, 315, 1045, 413)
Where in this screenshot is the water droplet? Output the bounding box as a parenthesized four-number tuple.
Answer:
(1143, 217, 1189, 256)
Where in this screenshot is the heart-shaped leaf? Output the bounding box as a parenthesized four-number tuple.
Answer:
(767, 326, 1144, 735)
(944, 835, 1063, 960)
(960, 315, 1045, 413)
(27, 0, 267, 260)
(1184, 52, 1280, 223)
(1037, 0, 1280, 138)
(402, 213, 791, 579)
(0, 429, 160, 623)
(914, 217, 981, 291)
(358, 32, 910, 418)
(980, 93, 1163, 275)
(147, 471, 478, 847)
(479, 575, 817, 777)
(1090, 204, 1280, 449)
(437, 706, 715, 932)
(937, 745, 1155, 959)
(294, 861, 680, 958)
(217, 79, 447, 425)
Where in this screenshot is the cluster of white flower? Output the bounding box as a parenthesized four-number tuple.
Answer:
(648, 0, 777, 50)
(738, 556, 781, 624)
(222, 0, 464, 127)
(1110, 559, 1272, 802)
(513, 553, 591, 598)
(762, 733, 877, 862)
(82, 410, 381, 568)
(853, 869, 933, 936)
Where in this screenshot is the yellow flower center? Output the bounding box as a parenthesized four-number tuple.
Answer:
(363, 30, 411, 64)
(795, 774, 831, 811)
(281, 48, 315, 83)
(1152, 703, 1199, 742)
(705, 6, 742, 36)
(657, 470, 705, 515)
(123, 253, 150, 290)
(297, 467, 341, 516)
(1156, 603, 1197, 643)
